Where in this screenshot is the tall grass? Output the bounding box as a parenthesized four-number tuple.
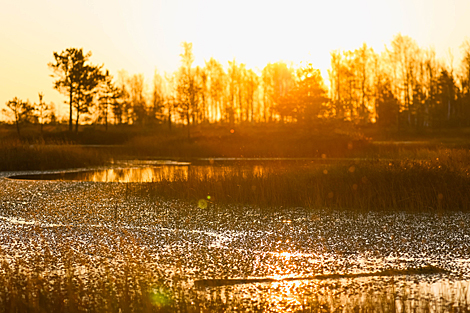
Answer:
(0, 235, 174, 313)
(1, 242, 469, 312)
(139, 156, 470, 211)
(124, 123, 369, 158)
(0, 140, 109, 171)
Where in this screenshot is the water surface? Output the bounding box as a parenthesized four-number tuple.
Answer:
(9, 159, 330, 182)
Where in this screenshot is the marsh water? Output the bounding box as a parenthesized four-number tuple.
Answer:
(3, 159, 470, 310)
(9, 158, 328, 182)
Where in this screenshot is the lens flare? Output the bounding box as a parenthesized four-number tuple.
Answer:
(198, 199, 208, 209)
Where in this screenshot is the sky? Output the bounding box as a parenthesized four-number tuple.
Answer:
(0, 0, 469, 118)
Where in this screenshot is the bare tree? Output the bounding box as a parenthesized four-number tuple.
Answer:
(244, 69, 260, 123)
(6, 97, 35, 135)
(36, 92, 50, 134)
(176, 42, 200, 139)
(98, 70, 120, 130)
(152, 70, 166, 124)
(205, 58, 226, 123)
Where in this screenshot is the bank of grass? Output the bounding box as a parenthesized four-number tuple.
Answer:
(0, 123, 368, 171)
(0, 140, 109, 171)
(140, 151, 470, 211)
(3, 122, 469, 171)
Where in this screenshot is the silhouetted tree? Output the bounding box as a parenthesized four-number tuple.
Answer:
(329, 51, 349, 120)
(227, 60, 239, 125)
(49, 48, 103, 132)
(419, 50, 439, 128)
(352, 44, 376, 122)
(98, 70, 120, 130)
(164, 72, 177, 130)
(197, 66, 208, 123)
(116, 71, 130, 124)
(49, 48, 88, 131)
(35, 92, 50, 134)
(295, 64, 329, 123)
(110, 87, 125, 125)
(176, 42, 200, 139)
(151, 70, 166, 124)
(386, 34, 421, 126)
(376, 79, 399, 127)
(74, 63, 103, 132)
(264, 62, 294, 122)
(205, 58, 226, 123)
(432, 69, 457, 127)
(244, 69, 260, 123)
(6, 97, 35, 135)
(128, 74, 147, 125)
(459, 40, 470, 125)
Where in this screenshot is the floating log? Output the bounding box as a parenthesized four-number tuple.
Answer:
(194, 265, 449, 288)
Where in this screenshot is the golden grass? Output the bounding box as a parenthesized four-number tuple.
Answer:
(139, 153, 470, 212)
(0, 235, 174, 313)
(0, 140, 109, 171)
(0, 171, 469, 311)
(0, 242, 468, 313)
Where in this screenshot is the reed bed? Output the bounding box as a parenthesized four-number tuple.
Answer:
(139, 155, 470, 212)
(0, 140, 109, 171)
(2, 130, 470, 311)
(0, 233, 174, 313)
(1, 243, 469, 313)
(1, 169, 470, 311)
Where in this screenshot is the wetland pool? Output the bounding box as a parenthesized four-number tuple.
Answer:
(2, 160, 470, 311)
(8, 158, 332, 183)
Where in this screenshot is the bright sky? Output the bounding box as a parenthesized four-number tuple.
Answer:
(1, 0, 469, 118)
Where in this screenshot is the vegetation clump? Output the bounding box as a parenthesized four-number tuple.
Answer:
(140, 151, 470, 212)
(0, 140, 108, 171)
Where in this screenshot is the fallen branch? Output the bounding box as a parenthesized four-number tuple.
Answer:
(194, 265, 449, 288)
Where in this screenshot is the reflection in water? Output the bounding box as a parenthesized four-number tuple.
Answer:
(11, 164, 269, 183)
(85, 167, 190, 183)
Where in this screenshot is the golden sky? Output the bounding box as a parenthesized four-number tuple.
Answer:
(0, 0, 469, 118)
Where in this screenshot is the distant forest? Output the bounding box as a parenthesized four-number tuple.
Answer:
(4, 33, 470, 135)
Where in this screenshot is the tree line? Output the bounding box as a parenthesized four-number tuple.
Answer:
(329, 35, 470, 130)
(4, 34, 470, 136)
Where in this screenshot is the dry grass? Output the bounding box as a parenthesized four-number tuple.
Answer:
(0, 233, 174, 313)
(138, 152, 470, 212)
(1, 243, 469, 313)
(123, 123, 369, 158)
(0, 140, 109, 171)
(1, 170, 470, 311)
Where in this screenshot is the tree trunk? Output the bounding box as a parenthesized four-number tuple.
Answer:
(250, 98, 254, 124)
(105, 99, 108, 131)
(69, 84, 73, 132)
(75, 102, 80, 133)
(15, 119, 20, 136)
(187, 112, 191, 140)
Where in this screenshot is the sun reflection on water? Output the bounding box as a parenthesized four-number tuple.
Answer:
(18, 164, 271, 183)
